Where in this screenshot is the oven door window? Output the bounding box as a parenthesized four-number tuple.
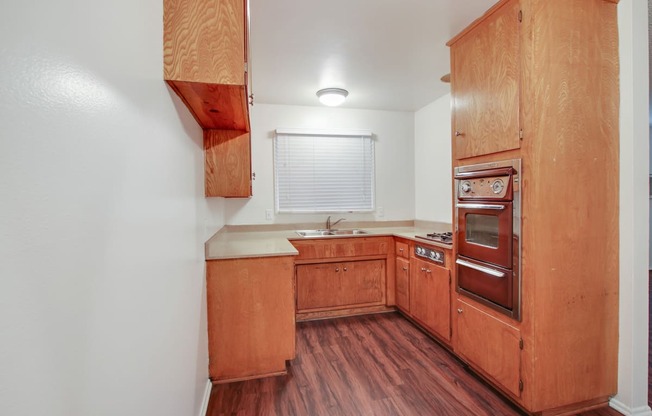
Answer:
(465, 214, 499, 248)
(457, 202, 513, 268)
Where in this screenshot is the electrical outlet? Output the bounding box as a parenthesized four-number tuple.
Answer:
(377, 206, 384, 217)
(265, 209, 273, 221)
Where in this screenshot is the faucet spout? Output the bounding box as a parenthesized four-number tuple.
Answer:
(331, 217, 346, 229)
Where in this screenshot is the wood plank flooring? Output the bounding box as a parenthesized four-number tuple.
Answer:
(206, 313, 623, 416)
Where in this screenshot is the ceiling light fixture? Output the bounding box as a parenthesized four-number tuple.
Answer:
(316, 88, 348, 107)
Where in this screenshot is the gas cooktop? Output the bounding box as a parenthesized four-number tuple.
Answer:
(415, 232, 453, 245)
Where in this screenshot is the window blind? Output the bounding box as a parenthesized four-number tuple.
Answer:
(274, 129, 375, 213)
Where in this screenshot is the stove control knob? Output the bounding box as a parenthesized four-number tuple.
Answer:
(461, 181, 471, 193)
(491, 179, 505, 194)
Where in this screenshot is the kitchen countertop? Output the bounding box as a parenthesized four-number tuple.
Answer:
(205, 221, 453, 260)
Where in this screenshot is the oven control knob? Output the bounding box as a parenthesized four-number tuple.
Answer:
(491, 179, 505, 194)
(461, 181, 471, 193)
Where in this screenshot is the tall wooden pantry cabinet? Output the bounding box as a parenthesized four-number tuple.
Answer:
(448, 0, 619, 414)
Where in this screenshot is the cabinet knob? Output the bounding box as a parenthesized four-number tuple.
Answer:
(402, 266, 408, 271)
(455, 131, 465, 137)
(426, 269, 432, 274)
(343, 267, 348, 272)
(399, 248, 404, 252)
(421, 267, 427, 272)
(457, 308, 463, 314)
(335, 267, 339, 272)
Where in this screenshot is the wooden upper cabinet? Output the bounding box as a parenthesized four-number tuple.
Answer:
(449, 0, 520, 159)
(164, 0, 250, 131)
(204, 130, 252, 197)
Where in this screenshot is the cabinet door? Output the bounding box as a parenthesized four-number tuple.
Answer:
(456, 299, 521, 397)
(164, 0, 246, 85)
(204, 130, 252, 197)
(410, 258, 451, 341)
(395, 257, 410, 312)
(450, 0, 520, 159)
(206, 256, 295, 381)
(296, 260, 385, 312)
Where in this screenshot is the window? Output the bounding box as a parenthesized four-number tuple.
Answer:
(274, 128, 375, 213)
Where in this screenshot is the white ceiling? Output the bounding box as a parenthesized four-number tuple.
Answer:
(249, 0, 497, 112)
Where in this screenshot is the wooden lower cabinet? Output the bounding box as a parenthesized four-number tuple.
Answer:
(455, 298, 521, 398)
(296, 259, 386, 312)
(410, 257, 451, 341)
(395, 257, 410, 312)
(206, 256, 295, 382)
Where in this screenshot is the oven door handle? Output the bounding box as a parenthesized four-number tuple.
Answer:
(456, 203, 506, 211)
(456, 258, 506, 278)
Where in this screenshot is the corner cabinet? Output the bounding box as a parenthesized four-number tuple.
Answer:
(164, 0, 253, 198)
(448, 0, 619, 414)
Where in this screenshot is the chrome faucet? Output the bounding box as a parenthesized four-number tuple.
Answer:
(326, 216, 346, 230)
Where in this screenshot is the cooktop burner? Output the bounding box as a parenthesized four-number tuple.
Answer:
(416, 231, 453, 245)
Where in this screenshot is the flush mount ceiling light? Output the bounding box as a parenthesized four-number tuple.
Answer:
(316, 88, 348, 107)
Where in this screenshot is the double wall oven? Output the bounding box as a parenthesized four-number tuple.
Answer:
(455, 159, 521, 320)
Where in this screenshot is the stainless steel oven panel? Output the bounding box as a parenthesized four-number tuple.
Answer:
(455, 159, 521, 321)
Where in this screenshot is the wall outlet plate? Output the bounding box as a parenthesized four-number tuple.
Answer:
(377, 206, 384, 217)
(265, 209, 273, 221)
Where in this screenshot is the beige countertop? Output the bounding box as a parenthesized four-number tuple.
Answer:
(205, 220, 453, 260)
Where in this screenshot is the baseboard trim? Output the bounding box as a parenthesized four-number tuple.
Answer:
(198, 379, 212, 416)
(609, 398, 652, 416)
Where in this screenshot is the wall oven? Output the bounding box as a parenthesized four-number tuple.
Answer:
(455, 159, 521, 320)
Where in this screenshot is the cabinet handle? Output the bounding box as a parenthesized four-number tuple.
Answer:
(457, 308, 463, 314)
(402, 266, 408, 271)
(399, 248, 404, 252)
(426, 269, 432, 274)
(455, 131, 465, 137)
(335, 267, 339, 272)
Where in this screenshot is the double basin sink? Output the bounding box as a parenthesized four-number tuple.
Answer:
(295, 229, 368, 238)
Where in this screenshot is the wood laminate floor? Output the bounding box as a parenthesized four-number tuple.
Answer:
(206, 313, 622, 416)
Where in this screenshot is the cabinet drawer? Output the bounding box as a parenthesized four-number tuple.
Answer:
(395, 241, 409, 259)
(296, 259, 386, 311)
(455, 299, 521, 397)
(292, 237, 389, 261)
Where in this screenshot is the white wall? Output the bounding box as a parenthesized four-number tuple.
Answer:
(414, 93, 453, 223)
(0, 1, 219, 416)
(614, 0, 652, 414)
(225, 103, 415, 224)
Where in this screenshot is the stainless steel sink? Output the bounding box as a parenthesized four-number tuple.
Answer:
(295, 229, 368, 237)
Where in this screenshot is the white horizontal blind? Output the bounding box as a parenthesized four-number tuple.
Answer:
(274, 129, 375, 213)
